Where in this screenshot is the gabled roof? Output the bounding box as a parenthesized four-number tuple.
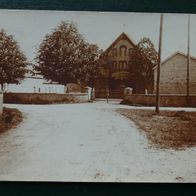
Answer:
(153, 51, 196, 70)
(104, 32, 136, 54)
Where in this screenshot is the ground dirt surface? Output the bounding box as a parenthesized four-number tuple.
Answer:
(117, 109, 196, 149)
(0, 101, 195, 182)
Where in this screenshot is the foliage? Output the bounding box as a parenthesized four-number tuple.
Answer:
(129, 37, 158, 93)
(81, 44, 105, 87)
(0, 29, 27, 91)
(34, 21, 103, 86)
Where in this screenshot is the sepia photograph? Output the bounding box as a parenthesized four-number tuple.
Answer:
(0, 9, 196, 182)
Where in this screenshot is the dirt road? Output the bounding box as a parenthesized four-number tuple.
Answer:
(0, 101, 195, 182)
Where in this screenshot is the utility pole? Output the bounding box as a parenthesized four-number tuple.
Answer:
(187, 15, 190, 106)
(155, 14, 163, 114)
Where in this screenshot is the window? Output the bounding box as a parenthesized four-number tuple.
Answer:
(120, 45, 127, 57)
(123, 61, 127, 69)
(118, 61, 121, 69)
(119, 61, 126, 69)
(113, 61, 117, 69)
(112, 48, 117, 57)
(119, 61, 128, 69)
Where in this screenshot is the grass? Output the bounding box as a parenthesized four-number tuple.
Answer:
(117, 108, 196, 150)
(0, 107, 23, 133)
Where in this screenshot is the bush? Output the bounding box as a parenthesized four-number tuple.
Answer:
(0, 107, 22, 132)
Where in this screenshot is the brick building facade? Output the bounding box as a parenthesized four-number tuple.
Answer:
(94, 32, 136, 98)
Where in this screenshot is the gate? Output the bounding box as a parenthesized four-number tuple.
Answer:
(109, 90, 123, 99)
(95, 89, 123, 99)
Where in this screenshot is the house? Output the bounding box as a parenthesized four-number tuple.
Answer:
(94, 32, 136, 98)
(5, 65, 65, 94)
(154, 52, 196, 94)
(5, 76, 65, 94)
(5, 65, 85, 94)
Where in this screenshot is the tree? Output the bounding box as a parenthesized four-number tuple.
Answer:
(34, 21, 90, 85)
(129, 37, 158, 93)
(0, 29, 27, 91)
(35, 21, 105, 88)
(80, 44, 104, 87)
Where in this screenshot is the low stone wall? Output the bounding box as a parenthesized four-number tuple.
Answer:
(123, 94, 196, 107)
(0, 93, 3, 114)
(3, 92, 89, 104)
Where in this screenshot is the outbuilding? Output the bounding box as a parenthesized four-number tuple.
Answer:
(154, 52, 196, 94)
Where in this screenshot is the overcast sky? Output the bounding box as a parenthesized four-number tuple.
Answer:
(0, 9, 195, 62)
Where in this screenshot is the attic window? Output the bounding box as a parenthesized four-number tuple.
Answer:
(120, 45, 127, 57)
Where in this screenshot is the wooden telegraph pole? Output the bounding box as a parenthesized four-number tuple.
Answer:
(155, 14, 163, 113)
(187, 15, 190, 106)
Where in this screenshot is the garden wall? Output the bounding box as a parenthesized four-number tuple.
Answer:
(3, 93, 89, 104)
(123, 94, 196, 107)
(0, 93, 3, 114)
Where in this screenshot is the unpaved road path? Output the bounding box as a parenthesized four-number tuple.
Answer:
(0, 101, 196, 182)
